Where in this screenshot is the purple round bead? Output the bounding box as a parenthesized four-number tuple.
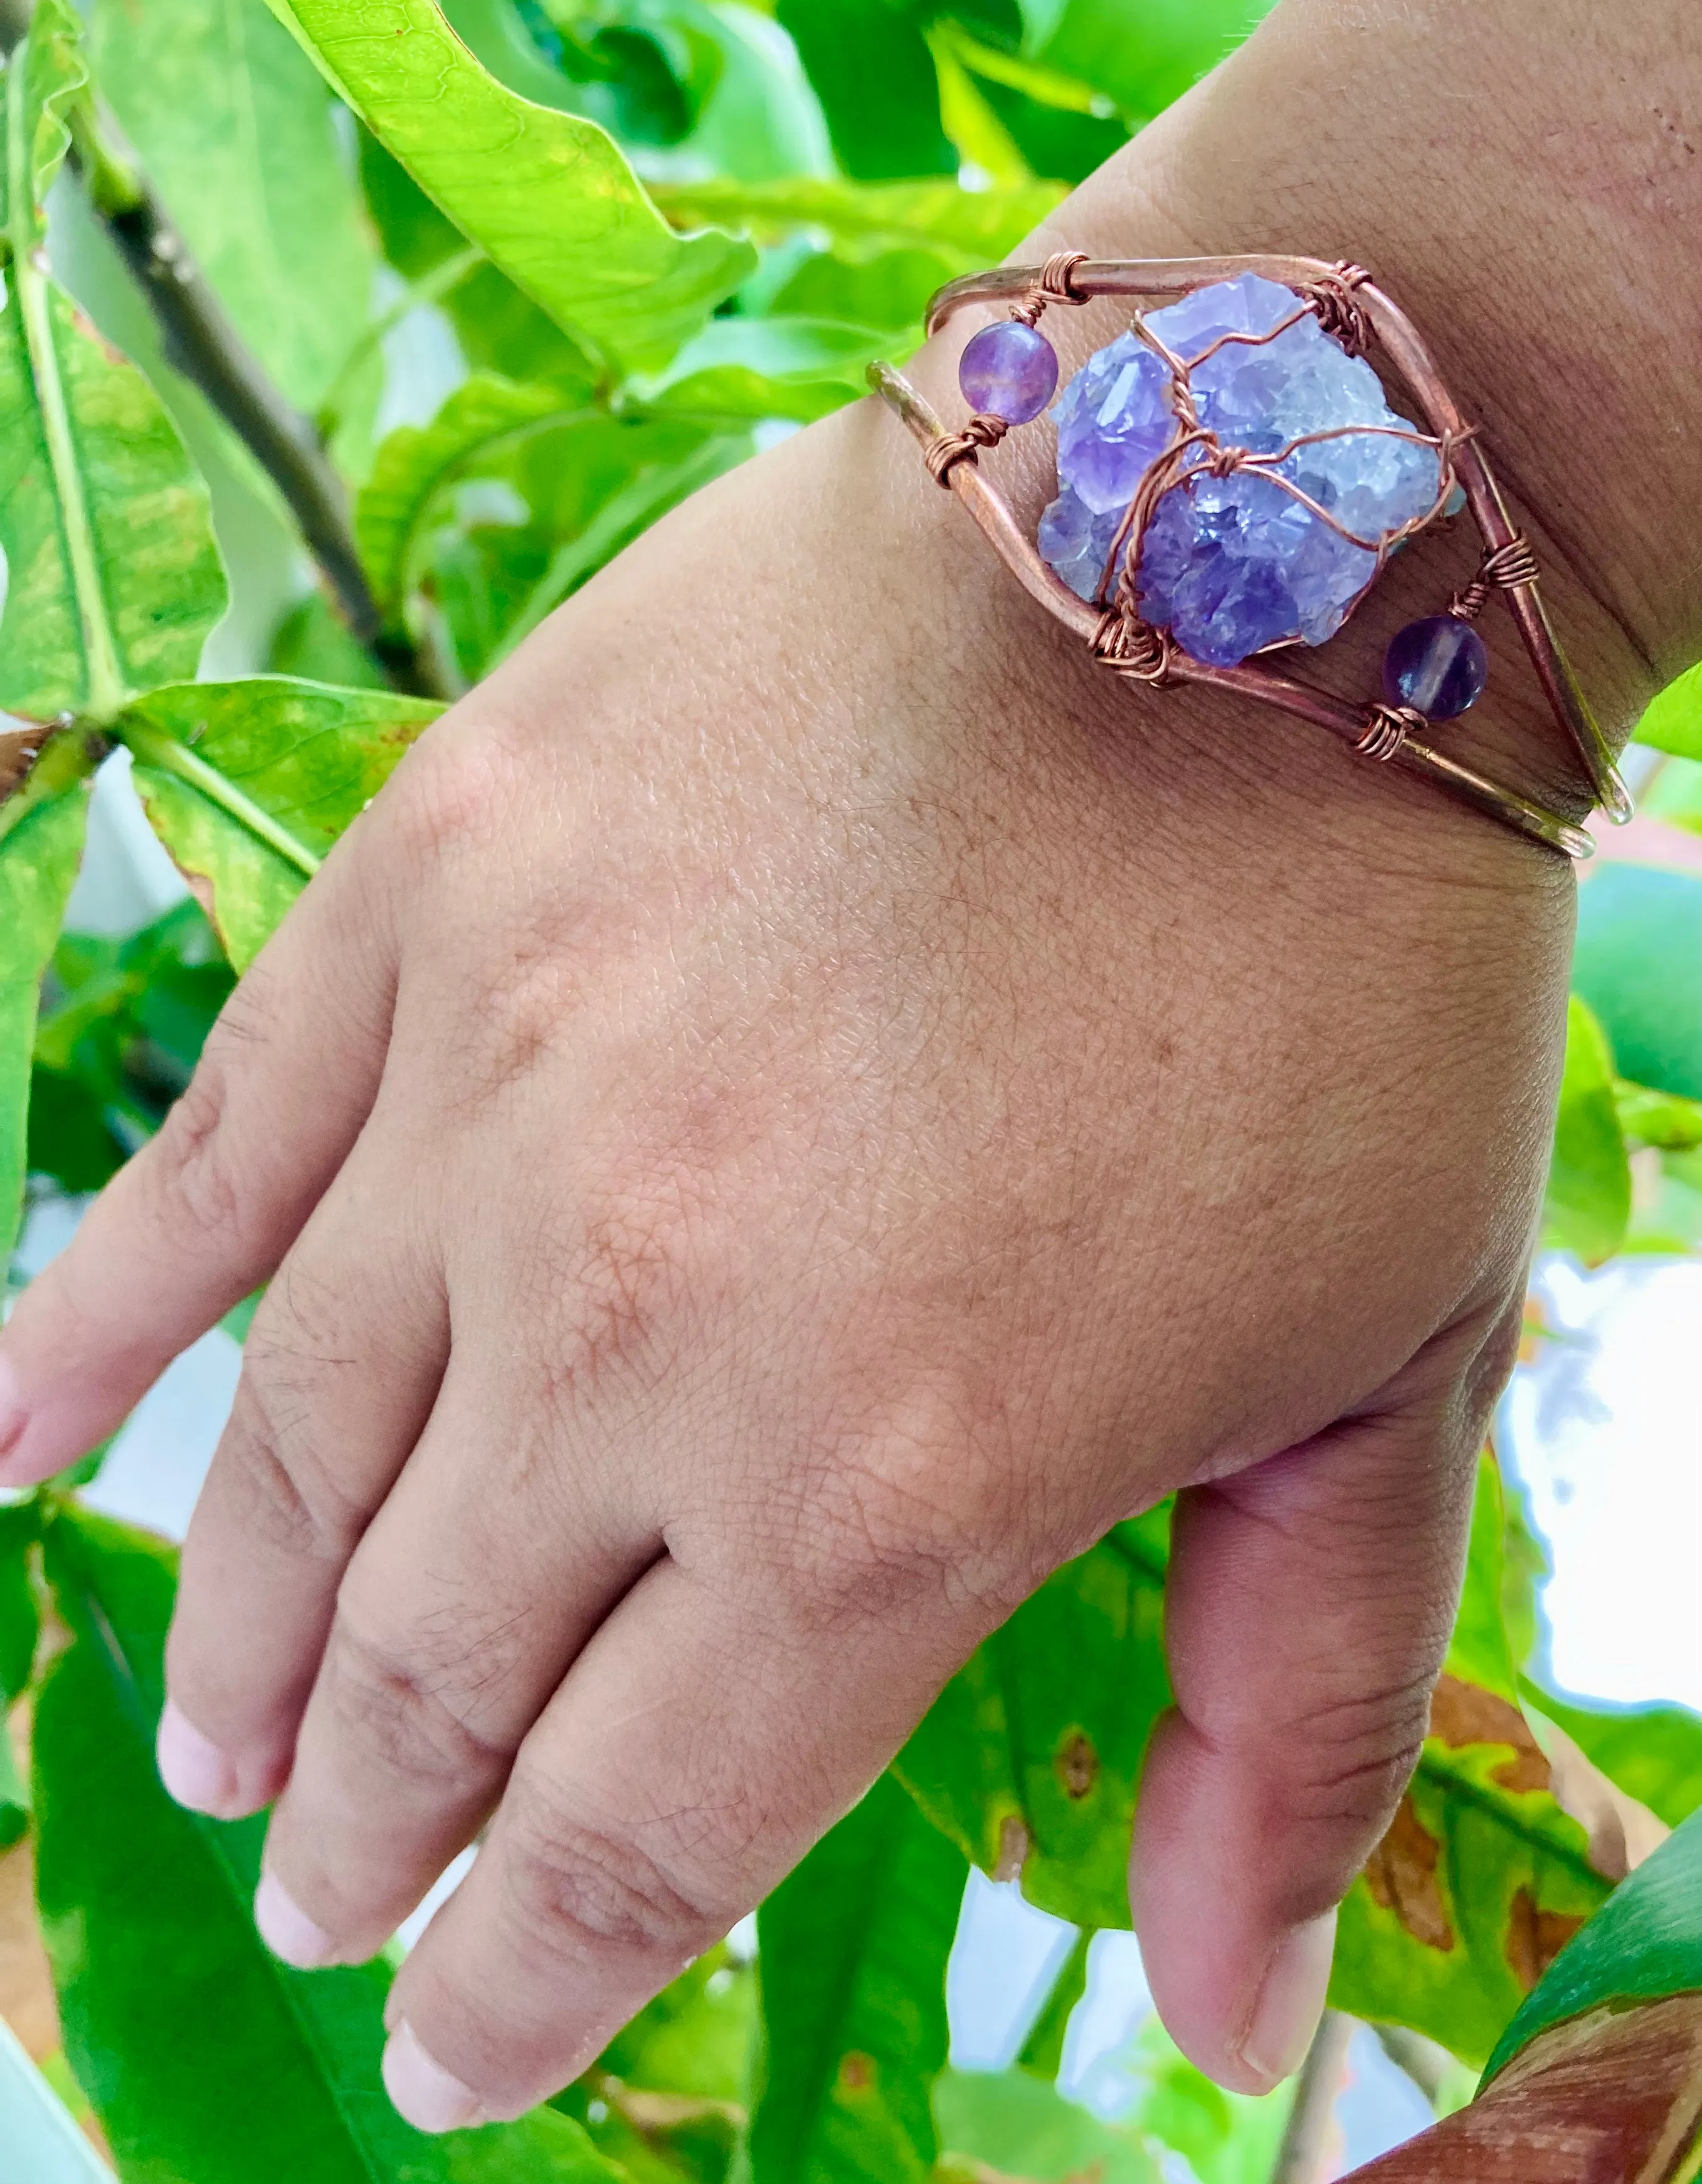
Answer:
(958, 319, 1059, 425)
(1383, 613, 1489, 719)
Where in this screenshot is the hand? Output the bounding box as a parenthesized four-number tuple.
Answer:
(1, 0, 1687, 2133)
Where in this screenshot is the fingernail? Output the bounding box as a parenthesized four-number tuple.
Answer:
(254, 1869, 337, 1970)
(1239, 1909, 1337, 2088)
(156, 1702, 241, 1815)
(0, 1357, 26, 1464)
(383, 2021, 485, 2134)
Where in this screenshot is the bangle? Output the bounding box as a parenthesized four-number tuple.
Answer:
(870, 253, 1630, 859)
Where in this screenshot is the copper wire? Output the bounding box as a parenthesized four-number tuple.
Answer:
(1356, 704, 1424, 762)
(1010, 250, 1091, 327)
(926, 411, 1010, 485)
(1091, 608, 1175, 683)
(1298, 262, 1373, 356)
(1449, 534, 1541, 620)
(879, 251, 1634, 854)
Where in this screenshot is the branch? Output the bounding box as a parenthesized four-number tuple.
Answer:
(0, 0, 440, 697)
(1269, 2012, 1357, 2184)
(77, 125, 438, 694)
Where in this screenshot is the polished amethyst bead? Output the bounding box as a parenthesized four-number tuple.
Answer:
(1383, 613, 1489, 719)
(958, 320, 1059, 425)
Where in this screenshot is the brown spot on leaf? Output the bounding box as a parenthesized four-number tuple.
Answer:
(1056, 1731, 1098, 1801)
(0, 727, 47, 805)
(1365, 1793, 1455, 1951)
(837, 2051, 874, 2093)
(1429, 1674, 1551, 1794)
(1505, 1887, 1585, 1991)
(993, 1815, 1031, 1884)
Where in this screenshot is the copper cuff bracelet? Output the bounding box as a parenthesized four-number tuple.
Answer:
(870, 253, 1631, 859)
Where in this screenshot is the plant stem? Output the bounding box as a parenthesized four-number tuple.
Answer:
(120, 719, 321, 879)
(0, 0, 441, 697)
(80, 136, 380, 657)
(1269, 2012, 1356, 2184)
(1370, 2023, 1463, 2112)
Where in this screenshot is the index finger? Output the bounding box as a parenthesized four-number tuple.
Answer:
(0, 848, 396, 1485)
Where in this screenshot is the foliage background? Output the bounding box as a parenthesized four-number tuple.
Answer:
(3, 0, 1702, 2175)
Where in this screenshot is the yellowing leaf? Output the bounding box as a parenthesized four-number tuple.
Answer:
(122, 677, 440, 970)
(0, 0, 226, 723)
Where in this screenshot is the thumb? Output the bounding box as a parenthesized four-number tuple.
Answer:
(1130, 1306, 1520, 2093)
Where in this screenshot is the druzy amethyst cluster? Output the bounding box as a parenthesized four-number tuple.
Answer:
(1036, 273, 1443, 669)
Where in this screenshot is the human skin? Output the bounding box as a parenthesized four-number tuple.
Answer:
(3, 0, 1698, 2134)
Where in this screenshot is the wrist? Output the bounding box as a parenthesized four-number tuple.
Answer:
(887, 0, 1697, 847)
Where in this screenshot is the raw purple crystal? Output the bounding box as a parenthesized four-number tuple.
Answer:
(959, 320, 1059, 425)
(1383, 614, 1488, 719)
(1038, 272, 1444, 669)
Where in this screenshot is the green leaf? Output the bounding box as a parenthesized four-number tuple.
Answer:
(1113, 2016, 1292, 2184)
(769, 246, 963, 334)
(27, 900, 233, 1195)
(894, 1507, 1172, 1931)
(642, 317, 892, 424)
(0, 1499, 41, 1702)
(359, 375, 579, 615)
(33, 1502, 626, 2184)
(1329, 1460, 1614, 2066)
(119, 676, 441, 972)
(899, 1465, 1607, 2066)
(0, 1498, 38, 1846)
(1616, 1078, 1702, 1151)
(465, 427, 745, 671)
(89, 0, 375, 410)
(554, 1946, 753, 2181)
(646, 174, 1062, 268)
(268, 593, 393, 691)
(775, 0, 954, 179)
(356, 134, 600, 394)
(1635, 662, 1702, 761)
(1481, 1805, 1702, 2086)
(1541, 996, 1631, 1265)
(0, 2016, 111, 2184)
(0, 1, 228, 724)
(934, 2065, 1158, 2182)
(0, 0, 84, 234)
(1522, 1683, 1702, 1832)
(1034, 0, 1276, 122)
(1573, 866, 1702, 1103)
(263, 0, 755, 369)
(1, 761, 90, 1256)
(1016, 1927, 1089, 2077)
(1640, 751, 1702, 840)
(747, 1771, 964, 2184)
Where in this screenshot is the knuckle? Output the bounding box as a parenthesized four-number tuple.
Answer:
(1267, 1675, 1434, 1831)
(219, 1355, 366, 1566)
(774, 1395, 1033, 1633)
(320, 1614, 513, 1785)
(387, 724, 516, 866)
(145, 1042, 246, 1239)
(494, 1788, 724, 1965)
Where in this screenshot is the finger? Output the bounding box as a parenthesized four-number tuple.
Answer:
(1129, 1308, 1521, 2096)
(249, 1359, 658, 1964)
(0, 846, 398, 1484)
(377, 1549, 981, 2131)
(157, 1130, 448, 1821)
